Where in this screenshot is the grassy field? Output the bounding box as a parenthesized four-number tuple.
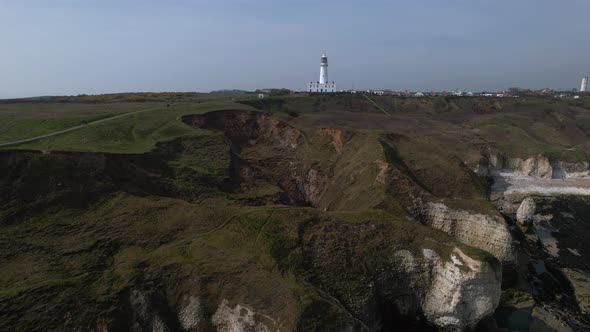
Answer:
(1, 100, 255, 153)
(0, 102, 166, 144)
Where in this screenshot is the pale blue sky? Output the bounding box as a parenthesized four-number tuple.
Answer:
(1, 0, 589, 98)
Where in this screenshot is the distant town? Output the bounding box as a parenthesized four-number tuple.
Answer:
(254, 87, 588, 100)
(255, 53, 589, 100)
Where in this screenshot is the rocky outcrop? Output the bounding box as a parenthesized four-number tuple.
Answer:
(128, 289, 171, 332)
(316, 127, 343, 154)
(182, 110, 302, 150)
(414, 201, 516, 263)
(552, 160, 590, 179)
(393, 248, 503, 331)
(212, 299, 276, 332)
(310, 244, 501, 330)
(476, 150, 590, 179)
(516, 197, 536, 226)
(303, 217, 503, 332)
(476, 153, 552, 178)
(562, 269, 590, 316)
(177, 296, 206, 331)
(183, 110, 386, 211)
(521, 155, 553, 179)
(421, 248, 501, 330)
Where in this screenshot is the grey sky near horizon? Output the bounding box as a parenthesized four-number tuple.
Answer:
(1, 0, 589, 98)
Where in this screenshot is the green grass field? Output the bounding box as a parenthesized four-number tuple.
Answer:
(0, 102, 166, 144)
(1, 100, 255, 153)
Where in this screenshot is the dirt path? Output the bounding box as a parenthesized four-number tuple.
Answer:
(362, 94, 392, 117)
(0, 106, 164, 148)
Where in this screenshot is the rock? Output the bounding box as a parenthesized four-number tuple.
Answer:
(305, 219, 503, 331)
(505, 157, 524, 170)
(212, 299, 274, 332)
(552, 161, 590, 179)
(128, 289, 170, 332)
(530, 306, 574, 332)
(416, 201, 516, 263)
(316, 127, 344, 154)
(516, 197, 536, 226)
(561, 268, 590, 316)
(178, 296, 206, 331)
(422, 248, 502, 330)
(479, 150, 590, 180)
(521, 155, 552, 179)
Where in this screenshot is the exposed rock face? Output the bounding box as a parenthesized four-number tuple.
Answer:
(183, 111, 302, 150)
(516, 197, 536, 226)
(212, 299, 275, 332)
(477, 153, 553, 178)
(476, 150, 590, 179)
(421, 248, 501, 330)
(128, 289, 170, 332)
(183, 111, 386, 211)
(177, 296, 206, 331)
(301, 216, 503, 332)
(490, 191, 590, 330)
(316, 127, 343, 154)
(562, 269, 590, 316)
(552, 161, 590, 179)
(415, 201, 516, 263)
(521, 155, 552, 179)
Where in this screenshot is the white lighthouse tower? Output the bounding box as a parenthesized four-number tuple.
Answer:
(581, 77, 588, 92)
(319, 53, 328, 84)
(307, 53, 336, 93)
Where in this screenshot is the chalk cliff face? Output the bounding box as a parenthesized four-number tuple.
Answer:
(552, 160, 590, 179)
(521, 155, 553, 179)
(107, 222, 502, 332)
(212, 299, 276, 332)
(298, 219, 503, 332)
(476, 150, 590, 179)
(406, 248, 501, 331)
(412, 201, 516, 263)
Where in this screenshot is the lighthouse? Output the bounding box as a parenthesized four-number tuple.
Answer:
(319, 54, 328, 84)
(581, 77, 588, 93)
(307, 53, 336, 93)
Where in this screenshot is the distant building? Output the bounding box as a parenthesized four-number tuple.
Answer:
(307, 54, 336, 93)
(581, 77, 588, 92)
(257, 94, 265, 99)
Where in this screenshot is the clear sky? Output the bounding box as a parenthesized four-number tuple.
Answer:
(1, 0, 589, 98)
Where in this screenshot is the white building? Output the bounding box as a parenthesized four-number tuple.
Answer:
(581, 77, 588, 92)
(307, 53, 336, 93)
